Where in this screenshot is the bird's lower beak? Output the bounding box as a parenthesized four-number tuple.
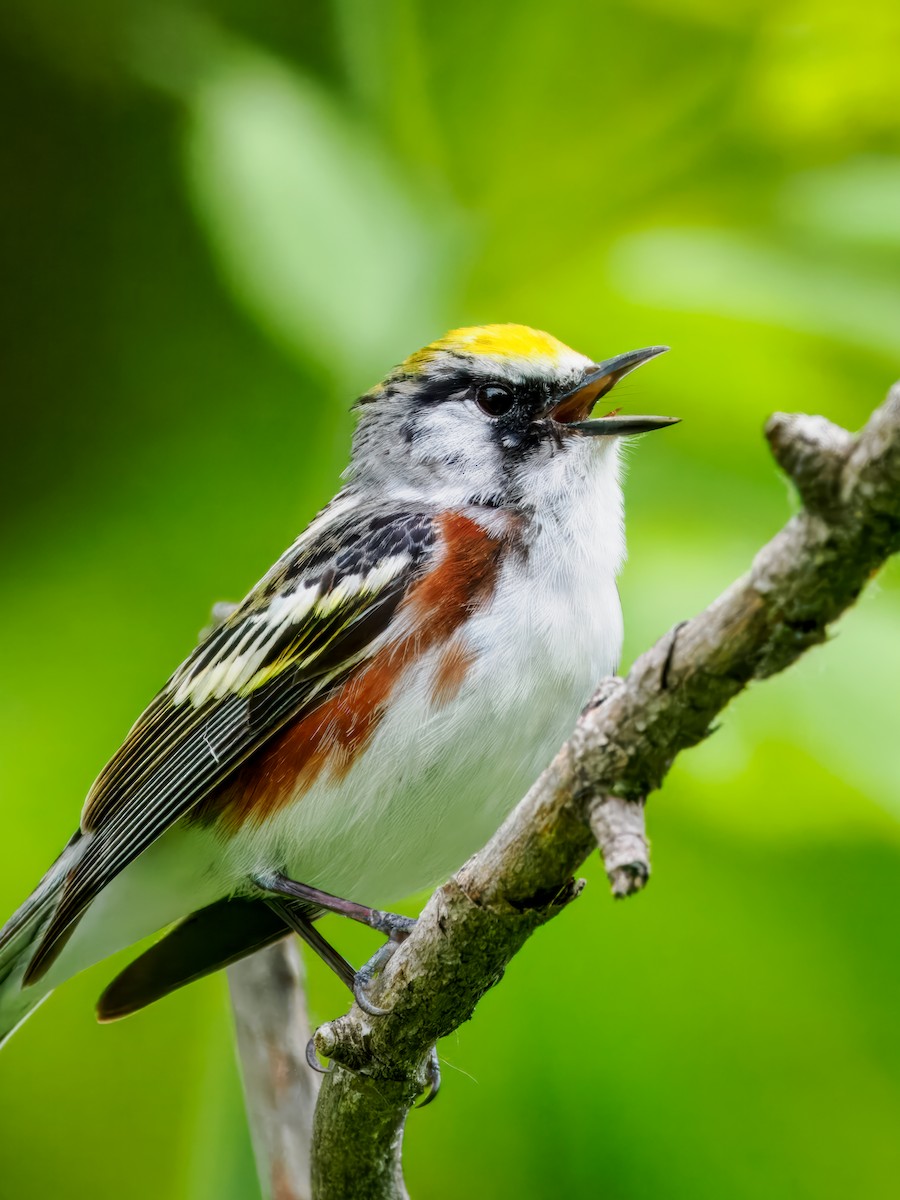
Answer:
(548, 345, 679, 435)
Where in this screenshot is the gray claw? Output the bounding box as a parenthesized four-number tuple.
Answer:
(417, 1046, 441, 1107)
(305, 1034, 332, 1074)
(351, 937, 403, 1016)
(353, 970, 391, 1017)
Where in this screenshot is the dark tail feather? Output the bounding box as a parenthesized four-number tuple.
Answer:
(96, 896, 323, 1022)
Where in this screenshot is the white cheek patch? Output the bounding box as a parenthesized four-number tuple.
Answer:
(409, 404, 502, 493)
(515, 436, 626, 578)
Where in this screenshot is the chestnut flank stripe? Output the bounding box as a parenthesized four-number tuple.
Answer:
(207, 513, 504, 832)
(430, 639, 476, 707)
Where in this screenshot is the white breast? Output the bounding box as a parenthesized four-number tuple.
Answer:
(226, 440, 626, 907)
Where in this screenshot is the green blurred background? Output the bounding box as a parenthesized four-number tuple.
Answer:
(1, 1, 898, 1197)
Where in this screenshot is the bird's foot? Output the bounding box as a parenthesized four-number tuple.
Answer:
(364, 909, 417, 941)
(352, 914, 416, 1017)
(257, 871, 417, 1015)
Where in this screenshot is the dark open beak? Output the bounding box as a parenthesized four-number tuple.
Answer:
(549, 345, 678, 435)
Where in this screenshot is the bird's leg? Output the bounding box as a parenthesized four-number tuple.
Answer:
(263, 878, 441, 1099)
(256, 872, 416, 1017)
(257, 872, 416, 940)
(265, 897, 356, 991)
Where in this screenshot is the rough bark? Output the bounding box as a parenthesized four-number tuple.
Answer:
(235, 385, 900, 1200)
(228, 941, 319, 1200)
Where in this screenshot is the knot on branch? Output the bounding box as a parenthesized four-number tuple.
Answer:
(311, 1014, 437, 1114)
(570, 682, 653, 896)
(766, 412, 853, 518)
(588, 795, 650, 897)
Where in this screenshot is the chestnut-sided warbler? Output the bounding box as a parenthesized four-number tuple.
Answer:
(0, 323, 676, 1047)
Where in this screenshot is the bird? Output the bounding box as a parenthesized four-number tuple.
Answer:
(0, 323, 676, 1056)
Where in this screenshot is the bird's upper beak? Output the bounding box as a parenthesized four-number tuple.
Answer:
(548, 345, 679, 435)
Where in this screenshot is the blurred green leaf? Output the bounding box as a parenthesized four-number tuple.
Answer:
(610, 227, 900, 356)
(781, 157, 900, 248)
(179, 28, 461, 382)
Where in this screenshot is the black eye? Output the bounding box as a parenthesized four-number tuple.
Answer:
(474, 383, 515, 418)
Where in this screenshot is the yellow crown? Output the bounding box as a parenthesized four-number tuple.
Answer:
(402, 323, 576, 374)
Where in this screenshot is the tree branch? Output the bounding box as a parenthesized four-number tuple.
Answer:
(306, 384, 900, 1199)
(200, 606, 319, 1200)
(229, 940, 319, 1200)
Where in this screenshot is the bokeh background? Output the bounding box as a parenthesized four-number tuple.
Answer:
(1, 2, 898, 1197)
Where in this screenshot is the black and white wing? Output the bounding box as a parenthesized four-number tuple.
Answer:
(24, 503, 437, 982)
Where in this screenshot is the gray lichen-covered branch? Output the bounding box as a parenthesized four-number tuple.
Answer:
(245, 385, 900, 1200)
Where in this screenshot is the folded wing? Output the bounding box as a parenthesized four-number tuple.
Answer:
(24, 505, 437, 983)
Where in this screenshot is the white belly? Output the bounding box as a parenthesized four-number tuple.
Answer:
(223, 497, 625, 906)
